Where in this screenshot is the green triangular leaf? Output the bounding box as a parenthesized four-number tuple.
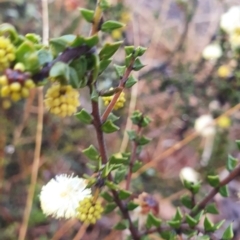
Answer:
(99, 41, 123, 60)
(75, 109, 93, 124)
(82, 145, 99, 161)
(219, 185, 229, 197)
(118, 189, 132, 200)
(205, 203, 219, 214)
(101, 120, 120, 133)
(101, 20, 125, 32)
(146, 212, 162, 228)
(80, 8, 95, 23)
(114, 220, 129, 230)
(227, 155, 238, 171)
(222, 223, 234, 240)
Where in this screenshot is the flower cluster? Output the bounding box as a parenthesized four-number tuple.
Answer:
(0, 65, 35, 102)
(220, 6, 240, 49)
(0, 36, 16, 72)
(40, 174, 92, 219)
(44, 84, 80, 117)
(102, 90, 126, 110)
(202, 43, 222, 60)
(76, 196, 103, 225)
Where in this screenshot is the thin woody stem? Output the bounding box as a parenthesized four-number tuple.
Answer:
(90, 0, 103, 35)
(190, 162, 240, 216)
(126, 125, 141, 190)
(101, 58, 135, 122)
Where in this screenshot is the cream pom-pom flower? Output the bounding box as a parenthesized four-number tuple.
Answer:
(220, 6, 240, 34)
(202, 44, 222, 60)
(40, 174, 92, 219)
(180, 167, 200, 184)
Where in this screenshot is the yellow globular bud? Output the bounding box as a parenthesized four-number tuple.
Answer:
(1, 85, 10, 97)
(0, 36, 16, 72)
(76, 196, 103, 225)
(2, 99, 11, 109)
(10, 82, 21, 92)
(11, 92, 21, 102)
(14, 62, 25, 72)
(217, 65, 231, 78)
(102, 89, 126, 110)
(24, 79, 35, 89)
(0, 75, 8, 86)
(21, 87, 30, 98)
(111, 29, 122, 40)
(44, 83, 80, 118)
(217, 116, 231, 129)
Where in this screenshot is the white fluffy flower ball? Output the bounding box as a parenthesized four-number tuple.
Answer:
(202, 44, 222, 60)
(220, 6, 240, 34)
(180, 167, 200, 184)
(40, 174, 92, 219)
(194, 114, 215, 137)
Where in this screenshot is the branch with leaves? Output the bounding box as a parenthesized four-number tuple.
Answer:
(0, 1, 239, 240)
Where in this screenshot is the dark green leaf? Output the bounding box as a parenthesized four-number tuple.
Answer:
(69, 67, 79, 88)
(101, 120, 119, 133)
(37, 49, 53, 66)
(50, 35, 75, 56)
(204, 216, 215, 232)
(82, 145, 99, 161)
(207, 175, 220, 187)
(109, 155, 128, 165)
(227, 155, 238, 171)
(134, 46, 147, 57)
(75, 109, 93, 124)
(104, 203, 117, 214)
(125, 46, 135, 56)
(101, 20, 125, 32)
(173, 207, 183, 221)
(147, 212, 162, 228)
(185, 214, 198, 228)
(180, 195, 193, 209)
(127, 201, 139, 211)
(99, 59, 112, 75)
(114, 168, 127, 184)
(101, 192, 113, 202)
(127, 130, 137, 141)
(137, 136, 151, 146)
(167, 220, 181, 229)
(132, 161, 142, 172)
(236, 140, 240, 151)
(99, 41, 123, 60)
(132, 58, 145, 71)
(125, 75, 138, 88)
(49, 62, 70, 81)
(119, 190, 132, 200)
(105, 180, 119, 190)
(107, 113, 120, 122)
(80, 8, 95, 22)
(219, 185, 229, 197)
(222, 223, 234, 240)
(114, 64, 126, 78)
(114, 220, 129, 230)
(205, 203, 219, 214)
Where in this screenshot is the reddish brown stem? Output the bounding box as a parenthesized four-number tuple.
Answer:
(101, 58, 135, 122)
(125, 126, 141, 190)
(190, 163, 240, 216)
(89, 85, 140, 240)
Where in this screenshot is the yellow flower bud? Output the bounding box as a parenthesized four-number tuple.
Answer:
(10, 82, 21, 92)
(1, 86, 10, 97)
(11, 92, 21, 102)
(45, 83, 80, 117)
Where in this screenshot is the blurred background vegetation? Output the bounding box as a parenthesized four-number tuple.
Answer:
(1, 0, 240, 239)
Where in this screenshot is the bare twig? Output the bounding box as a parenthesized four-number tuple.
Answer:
(18, 87, 44, 240)
(101, 57, 135, 122)
(73, 223, 88, 240)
